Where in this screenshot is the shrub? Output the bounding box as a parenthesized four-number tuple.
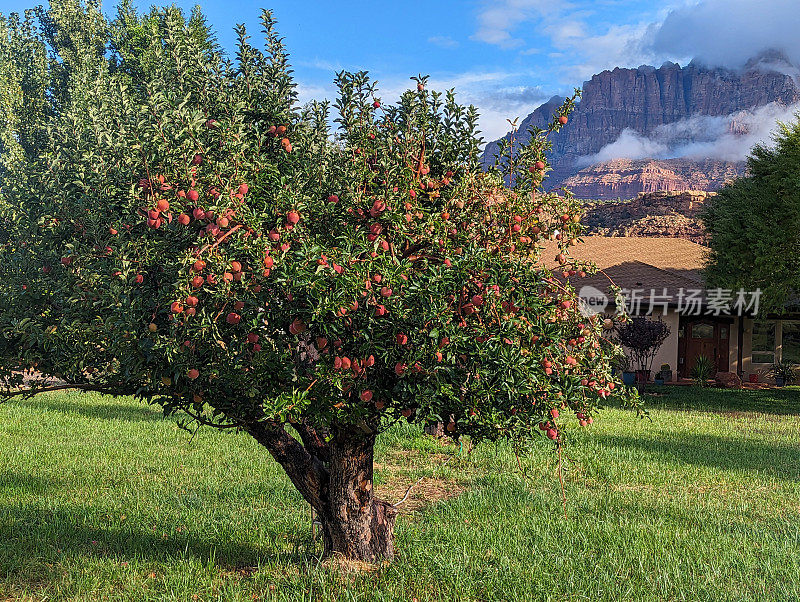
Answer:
(692, 356, 714, 386)
(769, 361, 798, 385)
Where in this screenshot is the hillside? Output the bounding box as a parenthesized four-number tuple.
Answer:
(583, 190, 713, 243)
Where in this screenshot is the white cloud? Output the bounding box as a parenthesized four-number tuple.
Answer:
(470, 0, 663, 83)
(648, 0, 800, 68)
(578, 101, 800, 165)
(428, 35, 459, 49)
(578, 128, 669, 164)
(552, 21, 653, 81)
(471, 0, 550, 49)
(297, 58, 344, 72)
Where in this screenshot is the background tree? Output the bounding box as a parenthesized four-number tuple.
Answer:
(703, 115, 800, 311)
(0, 1, 633, 562)
(616, 317, 670, 387)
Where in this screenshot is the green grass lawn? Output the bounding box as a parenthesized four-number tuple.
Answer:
(1, 386, 799, 601)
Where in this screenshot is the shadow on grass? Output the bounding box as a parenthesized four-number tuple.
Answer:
(603, 431, 800, 481)
(643, 386, 800, 416)
(0, 503, 312, 576)
(12, 397, 165, 423)
(0, 472, 62, 495)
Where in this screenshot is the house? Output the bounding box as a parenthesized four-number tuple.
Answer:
(542, 237, 799, 382)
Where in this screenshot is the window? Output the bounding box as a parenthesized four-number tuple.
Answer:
(692, 323, 714, 339)
(781, 321, 800, 364)
(752, 320, 776, 364)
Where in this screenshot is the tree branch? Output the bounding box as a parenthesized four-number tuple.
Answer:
(0, 383, 116, 400)
(246, 421, 329, 510)
(290, 418, 330, 463)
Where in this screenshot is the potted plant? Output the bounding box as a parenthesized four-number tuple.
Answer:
(654, 373, 665, 386)
(769, 361, 798, 387)
(691, 355, 714, 387)
(615, 354, 636, 386)
(658, 363, 673, 383)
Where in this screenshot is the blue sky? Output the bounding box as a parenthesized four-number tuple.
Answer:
(1, 1, 798, 141)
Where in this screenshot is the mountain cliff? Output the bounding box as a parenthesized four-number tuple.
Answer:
(561, 158, 744, 201)
(482, 51, 800, 199)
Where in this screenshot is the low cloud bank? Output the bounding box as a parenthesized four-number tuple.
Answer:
(578, 101, 800, 166)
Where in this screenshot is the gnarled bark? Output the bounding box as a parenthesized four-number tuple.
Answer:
(246, 420, 397, 562)
(316, 430, 397, 561)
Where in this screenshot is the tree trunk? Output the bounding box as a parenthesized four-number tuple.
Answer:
(316, 431, 397, 561)
(246, 421, 396, 563)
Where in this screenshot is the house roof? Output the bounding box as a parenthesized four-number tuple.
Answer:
(539, 237, 710, 308)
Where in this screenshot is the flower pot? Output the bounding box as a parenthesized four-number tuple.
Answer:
(635, 369, 651, 383)
(749, 374, 759, 384)
(654, 378, 665, 386)
(776, 377, 785, 387)
(660, 370, 672, 383)
(622, 371, 636, 386)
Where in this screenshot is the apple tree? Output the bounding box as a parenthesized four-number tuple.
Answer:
(0, 1, 633, 561)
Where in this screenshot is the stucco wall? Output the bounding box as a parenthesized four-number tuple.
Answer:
(653, 309, 680, 378)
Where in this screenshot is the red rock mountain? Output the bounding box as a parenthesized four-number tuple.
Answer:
(561, 158, 744, 201)
(482, 51, 800, 199)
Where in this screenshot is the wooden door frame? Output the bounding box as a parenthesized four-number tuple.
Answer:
(678, 317, 732, 378)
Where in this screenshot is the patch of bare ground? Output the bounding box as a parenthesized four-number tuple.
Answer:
(321, 556, 387, 574)
(375, 448, 465, 515)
